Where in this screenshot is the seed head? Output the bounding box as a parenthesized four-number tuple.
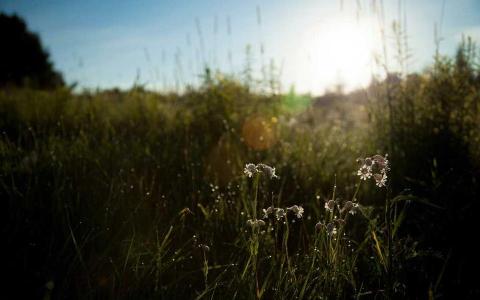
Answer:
(315, 221, 324, 231)
(341, 201, 353, 214)
(324, 200, 335, 212)
(372, 154, 388, 169)
(326, 222, 337, 236)
(334, 218, 346, 227)
(364, 157, 373, 167)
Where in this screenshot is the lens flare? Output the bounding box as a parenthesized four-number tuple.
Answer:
(241, 116, 276, 150)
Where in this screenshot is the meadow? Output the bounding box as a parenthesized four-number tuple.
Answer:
(1, 41, 480, 299)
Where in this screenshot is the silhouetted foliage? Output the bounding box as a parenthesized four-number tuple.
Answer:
(0, 13, 64, 89)
(369, 39, 480, 298)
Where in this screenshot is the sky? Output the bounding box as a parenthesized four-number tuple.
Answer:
(1, 0, 479, 94)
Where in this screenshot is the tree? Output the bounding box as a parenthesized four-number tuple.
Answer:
(0, 13, 64, 89)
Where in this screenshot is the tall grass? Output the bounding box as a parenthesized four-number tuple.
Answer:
(368, 39, 480, 298)
(0, 79, 370, 299)
(1, 39, 480, 298)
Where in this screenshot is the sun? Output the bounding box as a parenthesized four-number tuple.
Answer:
(298, 15, 381, 93)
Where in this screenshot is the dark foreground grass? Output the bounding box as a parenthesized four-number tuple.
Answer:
(1, 44, 480, 299)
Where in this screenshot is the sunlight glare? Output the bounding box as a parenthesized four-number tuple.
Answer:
(297, 15, 381, 94)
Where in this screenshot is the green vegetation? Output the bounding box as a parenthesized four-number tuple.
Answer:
(1, 41, 480, 299)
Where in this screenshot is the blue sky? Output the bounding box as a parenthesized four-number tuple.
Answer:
(1, 0, 479, 94)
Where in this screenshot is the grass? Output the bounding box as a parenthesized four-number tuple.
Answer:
(1, 41, 480, 299)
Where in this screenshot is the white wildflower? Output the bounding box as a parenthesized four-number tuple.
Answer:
(357, 154, 390, 185)
(349, 203, 359, 215)
(287, 205, 304, 219)
(374, 173, 388, 187)
(275, 208, 286, 220)
(244, 163, 279, 179)
(357, 165, 372, 180)
(262, 206, 274, 219)
(247, 219, 266, 228)
(257, 163, 279, 179)
(244, 163, 257, 177)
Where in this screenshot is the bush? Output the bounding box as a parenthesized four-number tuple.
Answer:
(0, 13, 64, 89)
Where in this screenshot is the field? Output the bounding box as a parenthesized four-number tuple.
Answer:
(2, 42, 480, 299)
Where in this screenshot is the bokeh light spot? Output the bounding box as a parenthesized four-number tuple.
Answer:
(242, 116, 276, 150)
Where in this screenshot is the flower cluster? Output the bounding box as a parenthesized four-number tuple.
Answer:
(315, 221, 338, 236)
(324, 199, 359, 216)
(340, 200, 359, 216)
(356, 154, 389, 187)
(244, 163, 279, 179)
(262, 204, 304, 220)
(316, 198, 360, 236)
